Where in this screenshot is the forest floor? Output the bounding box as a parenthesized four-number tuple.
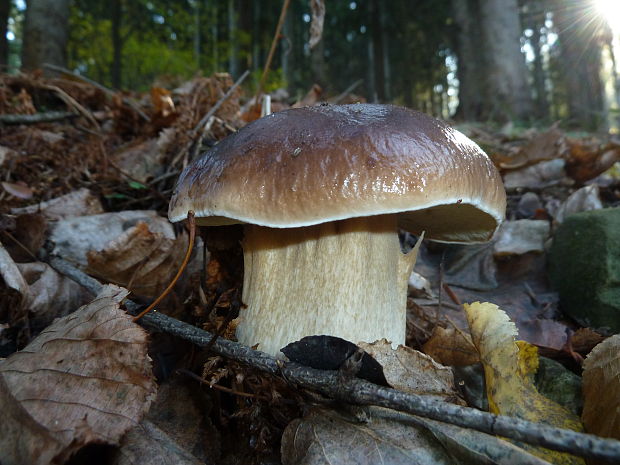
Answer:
(0, 71, 619, 465)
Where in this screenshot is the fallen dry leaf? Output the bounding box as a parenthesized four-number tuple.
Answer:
(359, 339, 461, 402)
(17, 261, 91, 329)
(87, 221, 188, 298)
(422, 325, 479, 367)
(282, 406, 549, 465)
(10, 188, 104, 221)
(2, 181, 34, 199)
(112, 421, 203, 465)
(308, 0, 325, 49)
(0, 285, 157, 465)
(464, 301, 584, 465)
(281, 407, 456, 465)
(582, 334, 620, 440)
(50, 210, 175, 267)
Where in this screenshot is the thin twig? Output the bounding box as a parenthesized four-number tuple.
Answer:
(42, 63, 150, 121)
(251, 0, 291, 109)
(330, 79, 364, 104)
(46, 256, 620, 463)
(177, 368, 265, 400)
(133, 211, 196, 321)
(0, 111, 76, 125)
(181, 69, 251, 164)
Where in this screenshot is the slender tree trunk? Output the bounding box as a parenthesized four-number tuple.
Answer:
(281, 5, 291, 89)
(367, 37, 377, 102)
(452, 0, 486, 119)
(228, 0, 238, 77)
(369, 0, 385, 101)
(379, 1, 391, 101)
(554, 0, 605, 130)
(111, 0, 122, 88)
(0, 0, 10, 68)
(194, 0, 201, 68)
(21, 0, 69, 72)
(479, 0, 533, 122)
(529, 5, 549, 120)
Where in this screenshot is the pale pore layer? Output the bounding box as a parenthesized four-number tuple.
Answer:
(236, 215, 420, 357)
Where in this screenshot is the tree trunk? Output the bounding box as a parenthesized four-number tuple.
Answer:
(228, 0, 238, 77)
(21, 0, 69, 71)
(452, 0, 487, 120)
(528, 3, 549, 120)
(111, 0, 122, 88)
(369, 0, 385, 101)
(554, 0, 605, 130)
(0, 0, 10, 68)
(479, 0, 533, 122)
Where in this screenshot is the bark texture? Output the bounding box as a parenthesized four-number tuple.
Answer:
(0, 0, 10, 68)
(21, 0, 69, 71)
(453, 0, 533, 122)
(554, 0, 605, 130)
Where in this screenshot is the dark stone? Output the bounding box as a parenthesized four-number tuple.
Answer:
(549, 208, 620, 332)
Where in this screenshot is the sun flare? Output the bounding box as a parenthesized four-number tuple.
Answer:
(595, 0, 620, 34)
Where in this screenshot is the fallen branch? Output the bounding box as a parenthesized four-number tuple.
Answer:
(0, 111, 77, 125)
(48, 256, 620, 463)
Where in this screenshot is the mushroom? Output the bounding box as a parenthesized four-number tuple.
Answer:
(169, 104, 506, 357)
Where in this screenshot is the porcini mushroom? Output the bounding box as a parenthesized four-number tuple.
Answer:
(169, 104, 506, 357)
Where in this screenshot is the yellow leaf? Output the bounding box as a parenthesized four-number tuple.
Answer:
(464, 301, 584, 465)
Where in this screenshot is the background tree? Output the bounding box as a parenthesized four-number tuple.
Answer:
(21, 0, 69, 71)
(0, 0, 10, 68)
(552, 0, 605, 130)
(452, 0, 533, 122)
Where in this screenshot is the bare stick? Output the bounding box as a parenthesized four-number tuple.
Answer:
(133, 211, 196, 321)
(251, 0, 291, 109)
(42, 63, 150, 121)
(185, 69, 251, 163)
(47, 257, 620, 463)
(0, 111, 76, 124)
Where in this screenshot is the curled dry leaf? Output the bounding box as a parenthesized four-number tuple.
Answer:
(11, 188, 104, 221)
(464, 301, 584, 465)
(17, 262, 91, 329)
(281, 407, 456, 465)
(112, 421, 203, 465)
(2, 181, 34, 199)
(87, 221, 188, 298)
(50, 210, 175, 267)
(582, 334, 620, 440)
(359, 339, 461, 402)
(282, 407, 549, 465)
(422, 325, 479, 367)
(308, 0, 326, 49)
(0, 285, 157, 465)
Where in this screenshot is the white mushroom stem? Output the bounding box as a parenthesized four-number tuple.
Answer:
(236, 215, 422, 357)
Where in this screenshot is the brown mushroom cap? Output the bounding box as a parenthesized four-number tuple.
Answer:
(169, 104, 506, 242)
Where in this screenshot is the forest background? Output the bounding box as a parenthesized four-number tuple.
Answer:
(2, 0, 620, 132)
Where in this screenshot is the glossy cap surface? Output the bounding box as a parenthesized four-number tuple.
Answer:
(169, 104, 506, 242)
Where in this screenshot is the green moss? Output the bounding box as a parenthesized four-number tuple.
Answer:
(549, 208, 620, 332)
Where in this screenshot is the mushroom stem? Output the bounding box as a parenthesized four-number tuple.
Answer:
(237, 215, 421, 356)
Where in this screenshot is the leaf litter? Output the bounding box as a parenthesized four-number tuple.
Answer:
(1, 69, 620, 463)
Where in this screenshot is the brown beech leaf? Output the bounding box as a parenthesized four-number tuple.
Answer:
(582, 335, 620, 441)
(11, 188, 104, 221)
(0, 285, 157, 465)
(422, 325, 479, 367)
(359, 339, 461, 402)
(87, 221, 188, 298)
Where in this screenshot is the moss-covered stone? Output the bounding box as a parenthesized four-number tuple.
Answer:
(534, 357, 583, 416)
(549, 207, 620, 332)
